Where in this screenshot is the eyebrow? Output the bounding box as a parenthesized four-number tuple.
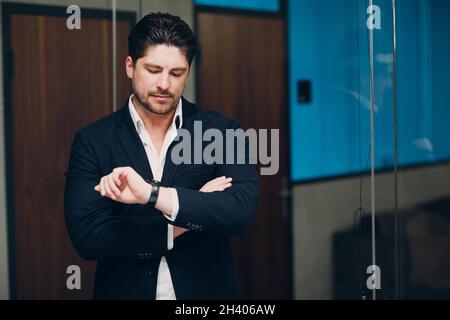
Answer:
(143, 63, 187, 72)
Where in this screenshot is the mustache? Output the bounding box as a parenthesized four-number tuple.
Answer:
(149, 91, 174, 98)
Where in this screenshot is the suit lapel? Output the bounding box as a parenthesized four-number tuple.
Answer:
(114, 103, 154, 181)
(113, 97, 198, 186)
(160, 97, 197, 187)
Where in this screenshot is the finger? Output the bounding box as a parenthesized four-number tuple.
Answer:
(97, 178, 103, 196)
(200, 177, 231, 192)
(200, 186, 211, 192)
(202, 176, 226, 189)
(207, 177, 232, 190)
(211, 182, 232, 192)
(202, 176, 226, 188)
(102, 176, 113, 198)
(112, 170, 121, 186)
(202, 181, 232, 193)
(107, 175, 121, 199)
(219, 183, 232, 191)
(107, 174, 121, 196)
(99, 177, 107, 197)
(200, 177, 222, 191)
(115, 167, 129, 179)
(94, 184, 99, 192)
(113, 167, 128, 181)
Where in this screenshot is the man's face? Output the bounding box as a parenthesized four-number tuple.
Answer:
(126, 44, 189, 115)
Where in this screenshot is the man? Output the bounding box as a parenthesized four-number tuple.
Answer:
(64, 12, 259, 299)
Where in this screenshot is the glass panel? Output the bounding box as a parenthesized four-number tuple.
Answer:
(289, 0, 383, 299)
(289, 1, 400, 183)
(289, 0, 369, 182)
(395, 0, 450, 299)
(194, 0, 280, 12)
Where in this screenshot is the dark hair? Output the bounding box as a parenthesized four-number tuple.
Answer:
(128, 12, 197, 65)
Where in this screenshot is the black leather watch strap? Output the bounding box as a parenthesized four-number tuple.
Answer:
(145, 179, 161, 207)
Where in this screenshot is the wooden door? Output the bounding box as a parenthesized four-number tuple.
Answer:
(197, 11, 291, 299)
(3, 3, 134, 299)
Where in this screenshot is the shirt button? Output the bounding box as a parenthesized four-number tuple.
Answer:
(148, 271, 152, 276)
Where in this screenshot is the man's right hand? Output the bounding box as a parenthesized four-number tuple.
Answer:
(173, 176, 233, 239)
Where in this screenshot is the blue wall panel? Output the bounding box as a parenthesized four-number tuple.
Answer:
(289, 0, 450, 182)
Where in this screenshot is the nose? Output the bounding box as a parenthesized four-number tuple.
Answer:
(156, 72, 170, 92)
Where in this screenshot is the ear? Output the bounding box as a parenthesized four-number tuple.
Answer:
(125, 56, 134, 79)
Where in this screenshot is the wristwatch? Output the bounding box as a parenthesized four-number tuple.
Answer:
(145, 179, 161, 207)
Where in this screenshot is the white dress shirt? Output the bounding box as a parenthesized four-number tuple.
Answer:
(128, 95, 181, 300)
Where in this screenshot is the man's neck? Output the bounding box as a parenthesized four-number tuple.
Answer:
(132, 95, 176, 135)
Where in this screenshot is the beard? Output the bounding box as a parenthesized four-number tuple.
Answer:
(133, 92, 179, 115)
(131, 77, 179, 115)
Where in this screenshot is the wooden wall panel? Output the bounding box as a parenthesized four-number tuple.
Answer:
(8, 11, 133, 299)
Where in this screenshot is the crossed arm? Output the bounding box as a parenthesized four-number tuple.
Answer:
(93, 167, 233, 238)
(64, 128, 259, 261)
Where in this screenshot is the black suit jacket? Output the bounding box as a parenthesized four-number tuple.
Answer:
(64, 97, 259, 299)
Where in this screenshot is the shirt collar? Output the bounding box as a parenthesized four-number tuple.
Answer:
(128, 94, 183, 134)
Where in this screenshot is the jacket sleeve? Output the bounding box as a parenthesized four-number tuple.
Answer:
(173, 121, 260, 235)
(64, 130, 168, 261)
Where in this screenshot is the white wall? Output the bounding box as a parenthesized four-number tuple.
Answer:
(0, 0, 195, 300)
